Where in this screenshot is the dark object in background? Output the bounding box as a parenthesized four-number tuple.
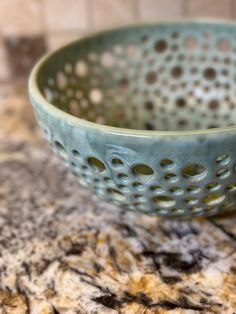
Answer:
(4, 36, 47, 80)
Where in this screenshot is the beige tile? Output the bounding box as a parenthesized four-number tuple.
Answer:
(185, 0, 232, 18)
(231, 0, 236, 17)
(91, 0, 136, 29)
(46, 32, 84, 51)
(0, 0, 43, 36)
(139, 0, 183, 20)
(0, 39, 10, 81)
(43, 0, 88, 31)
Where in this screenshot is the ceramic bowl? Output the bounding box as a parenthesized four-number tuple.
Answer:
(29, 20, 236, 217)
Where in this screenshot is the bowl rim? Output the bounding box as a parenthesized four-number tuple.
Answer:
(29, 18, 236, 138)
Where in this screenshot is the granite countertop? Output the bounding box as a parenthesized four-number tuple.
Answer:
(0, 86, 236, 314)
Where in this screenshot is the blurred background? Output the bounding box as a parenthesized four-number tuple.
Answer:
(0, 0, 236, 88)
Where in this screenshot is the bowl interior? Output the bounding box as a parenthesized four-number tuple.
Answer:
(37, 21, 236, 131)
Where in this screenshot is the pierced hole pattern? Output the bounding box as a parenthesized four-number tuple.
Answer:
(87, 157, 106, 172)
(153, 195, 175, 208)
(54, 141, 68, 160)
(41, 24, 236, 132)
(49, 137, 236, 217)
(182, 164, 207, 181)
(38, 23, 236, 216)
(132, 164, 154, 178)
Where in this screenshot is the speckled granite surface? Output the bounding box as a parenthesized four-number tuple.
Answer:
(0, 87, 236, 314)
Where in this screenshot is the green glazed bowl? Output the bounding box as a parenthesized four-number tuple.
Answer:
(29, 19, 236, 217)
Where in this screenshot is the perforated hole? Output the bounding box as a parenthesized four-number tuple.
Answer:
(43, 128, 49, 137)
(216, 168, 230, 179)
(132, 201, 144, 208)
(57, 72, 67, 89)
(88, 51, 97, 62)
(208, 100, 219, 110)
(119, 78, 129, 89)
(154, 40, 168, 53)
(185, 198, 198, 205)
(44, 88, 54, 102)
(216, 154, 230, 165)
(176, 98, 186, 108)
(113, 45, 123, 54)
(153, 195, 175, 208)
(72, 149, 81, 159)
(117, 184, 127, 190)
(71, 161, 76, 168)
(146, 71, 157, 84)
(153, 208, 169, 215)
(187, 185, 200, 194)
(101, 52, 113, 67)
(75, 90, 83, 99)
(104, 177, 111, 182)
(172, 208, 185, 215)
(117, 173, 129, 182)
(145, 122, 154, 130)
(75, 60, 88, 77)
(134, 194, 145, 201)
(107, 188, 125, 201)
(65, 63, 72, 73)
(227, 183, 236, 192)
(182, 164, 207, 181)
(88, 157, 106, 172)
(222, 200, 234, 210)
(171, 66, 183, 78)
(48, 77, 54, 86)
(150, 185, 164, 193)
(206, 182, 220, 191)
(144, 101, 154, 111)
(190, 206, 203, 213)
(132, 164, 154, 178)
(54, 141, 67, 159)
(164, 173, 178, 182)
(132, 182, 143, 188)
(203, 67, 216, 80)
(202, 193, 225, 206)
(89, 89, 103, 104)
(185, 36, 197, 50)
(126, 44, 138, 59)
(218, 38, 230, 52)
(111, 158, 124, 167)
(169, 187, 183, 195)
(160, 159, 175, 168)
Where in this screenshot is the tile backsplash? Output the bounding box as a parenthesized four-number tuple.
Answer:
(0, 0, 236, 83)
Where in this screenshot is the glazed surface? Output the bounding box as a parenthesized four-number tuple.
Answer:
(30, 21, 236, 217)
(38, 22, 236, 131)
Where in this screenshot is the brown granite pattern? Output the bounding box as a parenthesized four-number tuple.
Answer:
(0, 90, 236, 313)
